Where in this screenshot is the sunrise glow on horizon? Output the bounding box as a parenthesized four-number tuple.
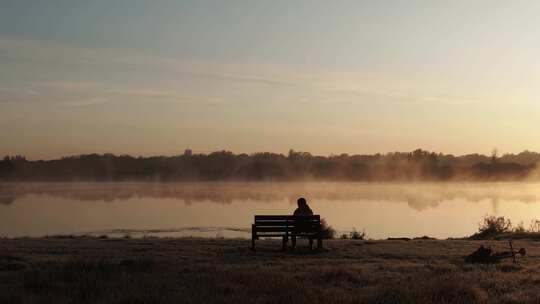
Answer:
(2, 1, 540, 160)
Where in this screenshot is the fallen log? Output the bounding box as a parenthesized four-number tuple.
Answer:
(465, 241, 526, 264)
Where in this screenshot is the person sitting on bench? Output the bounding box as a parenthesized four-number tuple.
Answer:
(293, 197, 313, 216)
(291, 197, 316, 248)
(251, 197, 321, 250)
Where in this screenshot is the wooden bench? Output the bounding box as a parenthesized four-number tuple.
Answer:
(251, 215, 323, 250)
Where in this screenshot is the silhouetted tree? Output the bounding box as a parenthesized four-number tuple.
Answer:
(0, 150, 536, 181)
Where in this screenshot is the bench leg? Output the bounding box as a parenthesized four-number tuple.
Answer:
(317, 237, 322, 249)
(309, 238, 314, 250)
(292, 236, 296, 249)
(251, 225, 256, 250)
(282, 236, 288, 250)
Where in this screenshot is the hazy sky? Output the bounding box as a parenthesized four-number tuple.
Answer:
(2, 1, 540, 159)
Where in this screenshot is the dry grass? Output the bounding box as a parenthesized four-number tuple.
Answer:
(1, 237, 540, 303)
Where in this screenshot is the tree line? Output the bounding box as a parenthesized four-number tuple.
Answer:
(0, 149, 538, 181)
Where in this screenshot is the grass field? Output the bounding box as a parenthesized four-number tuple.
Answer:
(1, 237, 540, 303)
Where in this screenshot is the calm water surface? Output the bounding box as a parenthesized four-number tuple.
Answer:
(1, 182, 540, 239)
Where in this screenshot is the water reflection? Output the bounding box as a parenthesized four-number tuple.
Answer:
(2, 182, 540, 210)
(1, 182, 540, 238)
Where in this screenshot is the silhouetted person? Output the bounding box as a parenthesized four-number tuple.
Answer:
(291, 197, 317, 249)
(293, 197, 313, 216)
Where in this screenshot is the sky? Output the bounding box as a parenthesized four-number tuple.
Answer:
(2, 0, 540, 159)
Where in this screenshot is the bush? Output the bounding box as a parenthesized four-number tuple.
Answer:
(479, 216, 511, 234)
(471, 215, 512, 239)
(529, 219, 540, 232)
(349, 228, 365, 240)
(513, 221, 526, 233)
(320, 219, 336, 239)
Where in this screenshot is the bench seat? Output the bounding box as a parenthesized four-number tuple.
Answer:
(251, 215, 322, 250)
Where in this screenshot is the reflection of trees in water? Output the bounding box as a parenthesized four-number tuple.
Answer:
(0, 196, 15, 205)
(1, 182, 540, 211)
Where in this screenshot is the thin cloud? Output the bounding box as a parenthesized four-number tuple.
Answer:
(0, 80, 228, 107)
(1, 36, 483, 108)
(0, 87, 40, 103)
(61, 97, 111, 107)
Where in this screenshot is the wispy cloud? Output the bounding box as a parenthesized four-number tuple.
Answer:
(0, 87, 40, 103)
(62, 97, 111, 107)
(0, 80, 227, 108)
(0, 36, 483, 109)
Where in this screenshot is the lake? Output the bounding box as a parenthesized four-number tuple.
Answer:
(1, 182, 540, 239)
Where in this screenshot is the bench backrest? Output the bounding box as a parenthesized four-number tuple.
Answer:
(253, 215, 321, 234)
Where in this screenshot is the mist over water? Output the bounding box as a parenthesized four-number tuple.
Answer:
(1, 182, 540, 239)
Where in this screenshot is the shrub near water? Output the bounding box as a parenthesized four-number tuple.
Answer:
(349, 228, 366, 240)
(320, 219, 336, 239)
(340, 228, 366, 240)
(470, 216, 512, 239)
(470, 215, 540, 239)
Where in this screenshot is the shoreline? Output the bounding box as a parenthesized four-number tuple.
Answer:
(4, 229, 540, 241)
